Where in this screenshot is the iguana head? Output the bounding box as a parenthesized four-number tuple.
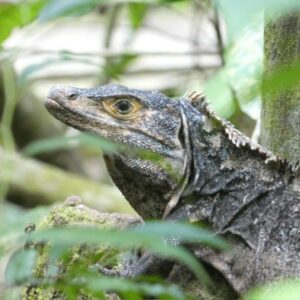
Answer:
(46, 84, 192, 219)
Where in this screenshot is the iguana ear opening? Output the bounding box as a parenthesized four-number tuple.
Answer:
(162, 103, 193, 218)
(176, 99, 205, 197)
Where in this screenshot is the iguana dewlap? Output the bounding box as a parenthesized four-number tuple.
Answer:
(46, 84, 300, 294)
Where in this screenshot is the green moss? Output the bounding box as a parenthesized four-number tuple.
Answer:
(21, 200, 131, 300)
(21, 286, 63, 300)
(262, 14, 300, 164)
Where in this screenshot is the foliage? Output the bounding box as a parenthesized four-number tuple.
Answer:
(4, 202, 227, 299)
(0, 0, 46, 45)
(243, 280, 300, 300)
(0, 0, 300, 299)
(216, 0, 300, 41)
(207, 0, 300, 119)
(22, 133, 121, 156)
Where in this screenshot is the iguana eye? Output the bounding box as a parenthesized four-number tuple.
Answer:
(113, 99, 133, 114)
(67, 92, 78, 100)
(103, 98, 141, 119)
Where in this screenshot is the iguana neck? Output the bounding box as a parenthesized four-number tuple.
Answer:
(104, 153, 185, 219)
(181, 101, 288, 221)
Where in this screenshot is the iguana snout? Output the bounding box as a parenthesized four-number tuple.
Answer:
(46, 85, 79, 109)
(45, 84, 186, 159)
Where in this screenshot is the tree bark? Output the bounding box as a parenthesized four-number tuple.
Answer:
(0, 148, 134, 214)
(261, 13, 300, 164)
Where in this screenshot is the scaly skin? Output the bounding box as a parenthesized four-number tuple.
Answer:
(45, 84, 300, 295)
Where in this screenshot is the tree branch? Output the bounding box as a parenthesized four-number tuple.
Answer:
(0, 148, 134, 214)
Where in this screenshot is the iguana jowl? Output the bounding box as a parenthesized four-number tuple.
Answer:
(45, 84, 300, 294)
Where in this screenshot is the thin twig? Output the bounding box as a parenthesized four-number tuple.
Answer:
(28, 64, 220, 82)
(211, 5, 225, 66)
(141, 23, 194, 43)
(99, 4, 122, 84)
(2, 48, 219, 59)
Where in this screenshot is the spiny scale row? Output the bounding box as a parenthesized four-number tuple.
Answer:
(183, 90, 299, 176)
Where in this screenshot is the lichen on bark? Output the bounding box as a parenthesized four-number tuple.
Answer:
(261, 13, 300, 164)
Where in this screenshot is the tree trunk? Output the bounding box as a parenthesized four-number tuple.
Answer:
(261, 13, 300, 164)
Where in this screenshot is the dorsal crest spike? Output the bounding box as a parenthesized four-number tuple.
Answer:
(183, 90, 284, 164)
(183, 90, 299, 176)
(183, 90, 214, 117)
(184, 90, 206, 106)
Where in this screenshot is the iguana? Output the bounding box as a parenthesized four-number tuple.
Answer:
(45, 84, 300, 296)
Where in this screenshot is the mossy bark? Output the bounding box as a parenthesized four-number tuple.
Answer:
(22, 198, 141, 300)
(0, 148, 134, 214)
(261, 13, 300, 164)
(21, 199, 235, 300)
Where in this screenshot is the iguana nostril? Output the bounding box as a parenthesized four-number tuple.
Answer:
(67, 92, 78, 100)
(48, 87, 61, 101)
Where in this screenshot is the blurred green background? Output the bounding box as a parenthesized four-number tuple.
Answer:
(0, 0, 300, 299)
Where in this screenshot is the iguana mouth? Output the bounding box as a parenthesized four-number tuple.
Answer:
(45, 96, 74, 114)
(45, 97, 61, 109)
(45, 96, 100, 121)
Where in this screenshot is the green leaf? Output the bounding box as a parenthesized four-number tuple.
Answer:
(5, 248, 37, 285)
(33, 271, 186, 299)
(39, 0, 186, 22)
(18, 58, 63, 86)
(0, 0, 46, 45)
(0, 205, 50, 273)
(243, 280, 300, 300)
(224, 19, 263, 105)
(22, 133, 121, 156)
(22, 133, 165, 166)
(216, 0, 300, 42)
(128, 3, 149, 29)
(18, 53, 97, 85)
(38, 0, 98, 21)
(29, 222, 225, 284)
(102, 54, 138, 80)
(84, 275, 186, 299)
(204, 71, 234, 118)
(0, 204, 50, 247)
(134, 221, 229, 249)
(205, 17, 263, 120)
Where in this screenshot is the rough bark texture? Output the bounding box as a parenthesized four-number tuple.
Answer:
(261, 13, 300, 164)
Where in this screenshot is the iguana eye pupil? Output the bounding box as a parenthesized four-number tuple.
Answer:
(114, 100, 132, 114)
(68, 93, 78, 100)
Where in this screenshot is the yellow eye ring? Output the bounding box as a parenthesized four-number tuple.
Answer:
(102, 98, 141, 119)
